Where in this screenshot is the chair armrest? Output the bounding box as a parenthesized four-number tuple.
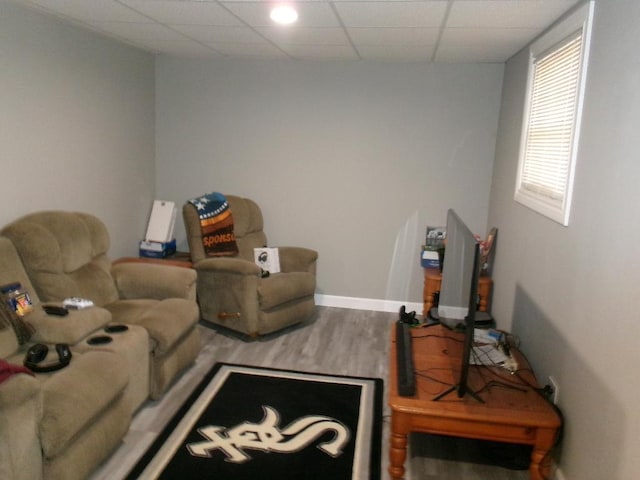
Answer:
(111, 262, 197, 302)
(278, 247, 318, 273)
(29, 307, 112, 345)
(0, 366, 42, 480)
(0, 368, 39, 408)
(193, 257, 262, 276)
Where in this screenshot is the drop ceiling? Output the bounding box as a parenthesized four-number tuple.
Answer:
(11, 0, 582, 63)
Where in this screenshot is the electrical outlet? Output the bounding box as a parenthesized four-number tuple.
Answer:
(548, 376, 559, 404)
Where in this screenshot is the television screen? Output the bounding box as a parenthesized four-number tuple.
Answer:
(433, 209, 483, 402)
(438, 209, 478, 330)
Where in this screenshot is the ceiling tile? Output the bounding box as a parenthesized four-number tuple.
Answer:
(335, 1, 449, 28)
(119, 0, 242, 26)
(441, 26, 540, 48)
(357, 44, 435, 62)
(434, 43, 519, 63)
(256, 27, 350, 46)
(87, 21, 189, 44)
(172, 25, 268, 44)
(437, 26, 540, 62)
(222, 1, 341, 28)
(447, 0, 581, 29)
(348, 27, 440, 46)
(23, 0, 152, 23)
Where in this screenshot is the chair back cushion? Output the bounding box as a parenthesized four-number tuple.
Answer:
(184, 195, 267, 263)
(1, 211, 119, 306)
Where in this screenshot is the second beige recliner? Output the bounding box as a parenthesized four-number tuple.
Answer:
(183, 194, 317, 337)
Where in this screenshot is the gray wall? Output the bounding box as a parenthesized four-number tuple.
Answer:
(156, 58, 504, 305)
(0, 1, 155, 257)
(5, 0, 640, 476)
(488, 0, 640, 478)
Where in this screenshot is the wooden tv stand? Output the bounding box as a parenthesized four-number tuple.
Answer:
(388, 324, 561, 480)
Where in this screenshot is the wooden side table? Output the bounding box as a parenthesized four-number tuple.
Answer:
(423, 268, 492, 316)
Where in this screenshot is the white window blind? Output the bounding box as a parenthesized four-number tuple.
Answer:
(515, 2, 593, 226)
(522, 33, 582, 200)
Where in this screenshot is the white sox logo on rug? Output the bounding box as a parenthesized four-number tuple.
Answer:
(186, 405, 351, 463)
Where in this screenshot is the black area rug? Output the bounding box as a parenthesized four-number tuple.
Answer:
(126, 363, 383, 480)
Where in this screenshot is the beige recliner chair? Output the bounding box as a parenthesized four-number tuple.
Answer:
(0, 236, 130, 480)
(183, 194, 317, 337)
(1, 211, 201, 399)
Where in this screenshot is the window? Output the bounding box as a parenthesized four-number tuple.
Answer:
(515, 1, 594, 226)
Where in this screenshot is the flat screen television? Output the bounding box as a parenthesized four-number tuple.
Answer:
(433, 209, 483, 402)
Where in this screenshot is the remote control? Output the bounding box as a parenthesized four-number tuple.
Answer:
(43, 305, 69, 316)
(62, 297, 94, 310)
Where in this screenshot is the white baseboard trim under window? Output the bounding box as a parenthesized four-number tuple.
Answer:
(315, 294, 422, 314)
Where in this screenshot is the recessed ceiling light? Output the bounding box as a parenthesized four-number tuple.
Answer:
(270, 4, 298, 25)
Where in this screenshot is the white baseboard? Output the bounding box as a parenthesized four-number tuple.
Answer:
(315, 294, 422, 314)
(553, 463, 566, 480)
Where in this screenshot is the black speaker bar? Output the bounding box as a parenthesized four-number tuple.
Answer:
(396, 320, 416, 396)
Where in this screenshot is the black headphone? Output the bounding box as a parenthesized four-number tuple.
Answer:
(24, 343, 72, 373)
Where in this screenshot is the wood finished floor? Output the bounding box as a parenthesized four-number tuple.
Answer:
(89, 306, 528, 480)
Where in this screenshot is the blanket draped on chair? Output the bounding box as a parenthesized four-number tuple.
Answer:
(187, 192, 239, 257)
(0, 359, 34, 384)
